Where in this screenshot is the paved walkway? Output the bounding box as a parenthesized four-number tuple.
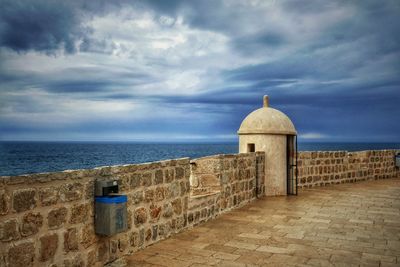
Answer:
(125, 178, 400, 267)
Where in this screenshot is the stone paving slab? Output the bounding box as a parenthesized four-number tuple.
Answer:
(125, 178, 400, 266)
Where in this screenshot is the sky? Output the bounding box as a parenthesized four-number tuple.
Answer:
(0, 0, 399, 143)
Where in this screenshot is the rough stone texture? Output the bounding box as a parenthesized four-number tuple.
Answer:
(125, 178, 400, 267)
(39, 233, 58, 262)
(297, 150, 399, 188)
(0, 219, 19, 241)
(0, 151, 396, 267)
(134, 207, 147, 225)
(188, 153, 263, 226)
(12, 188, 36, 212)
(64, 228, 79, 252)
(60, 182, 83, 202)
(48, 207, 68, 229)
(81, 223, 97, 248)
(70, 203, 89, 224)
(21, 212, 43, 236)
(7, 242, 35, 267)
(0, 189, 9, 215)
(39, 186, 59, 206)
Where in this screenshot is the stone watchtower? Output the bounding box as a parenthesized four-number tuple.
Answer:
(238, 96, 297, 196)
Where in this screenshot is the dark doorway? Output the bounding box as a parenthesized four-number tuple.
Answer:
(287, 135, 298, 195)
(247, 143, 255, 152)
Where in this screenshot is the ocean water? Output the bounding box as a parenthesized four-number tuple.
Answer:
(0, 141, 399, 176)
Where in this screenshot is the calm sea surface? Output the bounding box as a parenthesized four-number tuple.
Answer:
(0, 142, 399, 176)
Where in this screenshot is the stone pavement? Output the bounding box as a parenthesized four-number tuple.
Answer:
(124, 178, 400, 267)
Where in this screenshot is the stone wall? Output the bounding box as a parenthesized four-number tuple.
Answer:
(297, 150, 400, 188)
(0, 158, 191, 267)
(0, 152, 265, 267)
(187, 152, 265, 226)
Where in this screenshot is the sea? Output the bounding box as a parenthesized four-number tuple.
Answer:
(0, 141, 399, 176)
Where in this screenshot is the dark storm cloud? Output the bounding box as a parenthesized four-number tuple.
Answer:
(0, 0, 84, 53)
(0, 0, 399, 142)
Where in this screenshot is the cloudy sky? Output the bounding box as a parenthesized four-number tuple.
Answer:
(0, 0, 399, 142)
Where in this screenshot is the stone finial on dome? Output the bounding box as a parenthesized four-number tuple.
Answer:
(263, 95, 269, 108)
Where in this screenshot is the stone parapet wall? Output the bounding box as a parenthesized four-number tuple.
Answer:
(297, 150, 400, 188)
(0, 152, 265, 267)
(187, 152, 265, 226)
(0, 158, 191, 267)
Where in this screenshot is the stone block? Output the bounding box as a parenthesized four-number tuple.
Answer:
(39, 233, 58, 262)
(0, 219, 19, 241)
(12, 189, 36, 212)
(162, 203, 173, 218)
(38, 187, 59, 206)
(70, 203, 90, 224)
(142, 172, 152, 187)
(134, 207, 147, 226)
(48, 207, 68, 229)
(81, 223, 97, 248)
(132, 190, 143, 204)
(144, 189, 154, 202)
(7, 241, 35, 267)
(129, 231, 139, 247)
(130, 173, 142, 188)
(64, 228, 79, 252)
(171, 199, 182, 215)
(63, 254, 84, 267)
(165, 169, 175, 183)
(149, 204, 162, 222)
(175, 167, 185, 179)
(0, 189, 9, 215)
(60, 182, 83, 202)
(154, 170, 164, 184)
(168, 182, 180, 198)
(21, 212, 43, 237)
(154, 187, 165, 202)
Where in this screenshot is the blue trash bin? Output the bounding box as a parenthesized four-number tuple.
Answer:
(95, 195, 127, 236)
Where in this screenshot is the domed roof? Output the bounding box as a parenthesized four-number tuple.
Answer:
(238, 96, 296, 135)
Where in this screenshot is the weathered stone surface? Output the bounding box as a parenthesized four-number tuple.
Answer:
(132, 190, 143, 204)
(86, 249, 96, 267)
(149, 204, 162, 221)
(162, 203, 173, 218)
(134, 207, 147, 225)
(21, 212, 43, 236)
(171, 199, 182, 214)
(142, 173, 152, 187)
(154, 187, 165, 202)
(12, 189, 36, 212)
(152, 225, 158, 241)
(145, 228, 152, 241)
(175, 167, 185, 179)
(130, 173, 142, 188)
(39, 233, 58, 262)
(84, 181, 94, 199)
(165, 169, 175, 183)
(154, 170, 163, 184)
(129, 231, 139, 247)
(144, 189, 154, 202)
(38, 187, 59, 206)
(81, 223, 97, 248)
(48, 207, 68, 229)
(0, 189, 9, 215)
(7, 241, 35, 267)
(168, 182, 180, 198)
(60, 182, 83, 202)
(63, 254, 84, 267)
(97, 241, 109, 263)
(64, 228, 79, 252)
(0, 219, 19, 241)
(70, 203, 89, 224)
